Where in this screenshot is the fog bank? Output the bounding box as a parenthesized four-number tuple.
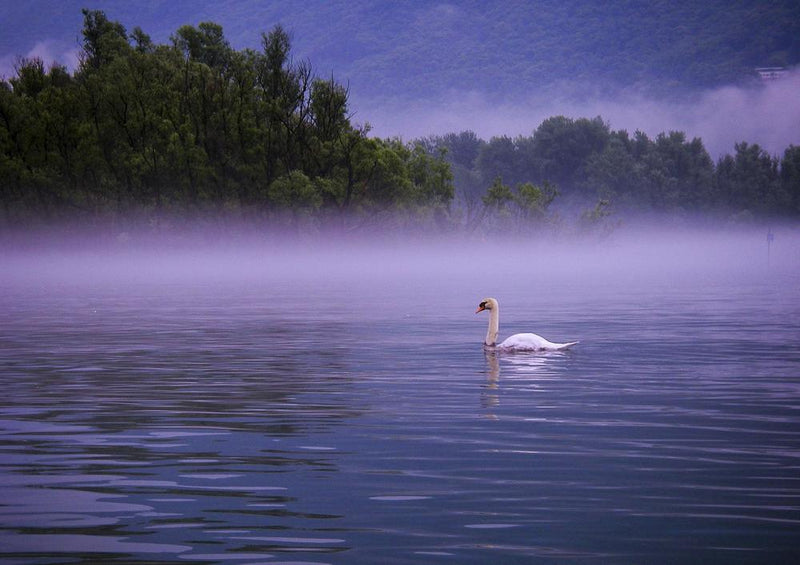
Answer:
(356, 69, 800, 159)
(3, 224, 798, 291)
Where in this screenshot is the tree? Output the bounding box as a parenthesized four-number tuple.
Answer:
(268, 170, 322, 227)
(475, 136, 521, 186)
(583, 131, 642, 208)
(634, 131, 714, 211)
(80, 9, 130, 70)
(173, 22, 231, 69)
(527, 115, 610, 195)
(579, 199, 617, 238)
(515, 181, 557, 223)
(310, 78, 349, 143)
(427, 130, 484, 170)
(715, 142, 782, 219)
(780, 145, 800, 215)
(480, 177, 557, 234)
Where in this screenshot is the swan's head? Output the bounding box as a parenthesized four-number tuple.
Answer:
(475, 297, 498, 314)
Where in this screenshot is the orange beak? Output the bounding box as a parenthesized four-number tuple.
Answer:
(475, 305, 485, 313)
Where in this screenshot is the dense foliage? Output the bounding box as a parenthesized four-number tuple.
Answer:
(0, 11, 453, 232)
(1, 11, 798, 238)
(423, 118, 800, 231)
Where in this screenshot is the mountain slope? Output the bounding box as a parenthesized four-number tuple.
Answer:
(2, 0, 798, 100)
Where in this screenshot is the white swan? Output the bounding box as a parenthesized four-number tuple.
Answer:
(476, 297, 578, 352)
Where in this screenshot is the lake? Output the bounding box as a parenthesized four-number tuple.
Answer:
(1, 228, 799, 564)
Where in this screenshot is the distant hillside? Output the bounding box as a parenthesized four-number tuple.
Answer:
(2, 0, 798, 102)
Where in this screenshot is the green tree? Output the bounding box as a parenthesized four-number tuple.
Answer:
(638, 131, 714, 211)
(310, 78, 349, 143)
(173, 22, 231, 69)
(475, 136, 521, 187)
(579, 199, 617, 238)
(427, 130, 484, 170)
(515, 181, 557, 223)
(1, 58, 87, 221)
(715, 142, 782, 219)
(583, 130, 643, 208)
(526, 115, 610, 194)
(482, 176, 513, 209)
(420, 131, 486, 230)
(80, 9, 130, 70)
(480, 176, 557, 234)
(268, 170, 322, 226)
(780, 145, 800, 215)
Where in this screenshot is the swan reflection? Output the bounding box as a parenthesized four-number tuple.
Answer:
(481, 349, 566, 414)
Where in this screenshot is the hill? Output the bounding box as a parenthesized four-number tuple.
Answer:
(2, 0, 798, 100)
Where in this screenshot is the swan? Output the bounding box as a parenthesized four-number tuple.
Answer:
(475, 297, 578, 352)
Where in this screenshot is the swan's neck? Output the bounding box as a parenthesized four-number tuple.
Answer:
(485, 306, 499, 346)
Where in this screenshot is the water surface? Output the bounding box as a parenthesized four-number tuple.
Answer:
(1, 232, 799, 564)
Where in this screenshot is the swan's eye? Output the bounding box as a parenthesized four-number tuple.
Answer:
(479, 301, 487, 308)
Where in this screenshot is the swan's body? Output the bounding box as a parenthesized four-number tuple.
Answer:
(476, 297, 578, 352)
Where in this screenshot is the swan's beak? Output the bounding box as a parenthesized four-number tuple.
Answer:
(475, 305, 485, 313)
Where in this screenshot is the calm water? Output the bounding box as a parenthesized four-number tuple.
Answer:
(1, 232, 800, 564)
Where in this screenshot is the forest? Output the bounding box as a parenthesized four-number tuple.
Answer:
(424, 122, 800, 233)
(1, 10, 798, 238)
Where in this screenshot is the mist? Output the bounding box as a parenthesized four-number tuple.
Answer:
(3, 223, 798, 293)
(0, 39, 80, 80)
(355, 68, 800, 158)
(3, 227, 798, 565)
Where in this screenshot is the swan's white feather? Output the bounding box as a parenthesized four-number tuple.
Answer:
(497, 332, 578, 352)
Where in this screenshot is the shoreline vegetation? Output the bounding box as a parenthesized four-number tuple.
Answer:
(1, 10, 799, 241)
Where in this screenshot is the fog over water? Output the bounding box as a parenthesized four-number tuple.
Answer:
(2, 224, 800, 563)
(3, 224, 798, 287)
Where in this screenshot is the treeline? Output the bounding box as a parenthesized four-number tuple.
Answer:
(1, 11, 799, 239)
(422, 118, 800, 231)
(0, 10, 453, 232)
